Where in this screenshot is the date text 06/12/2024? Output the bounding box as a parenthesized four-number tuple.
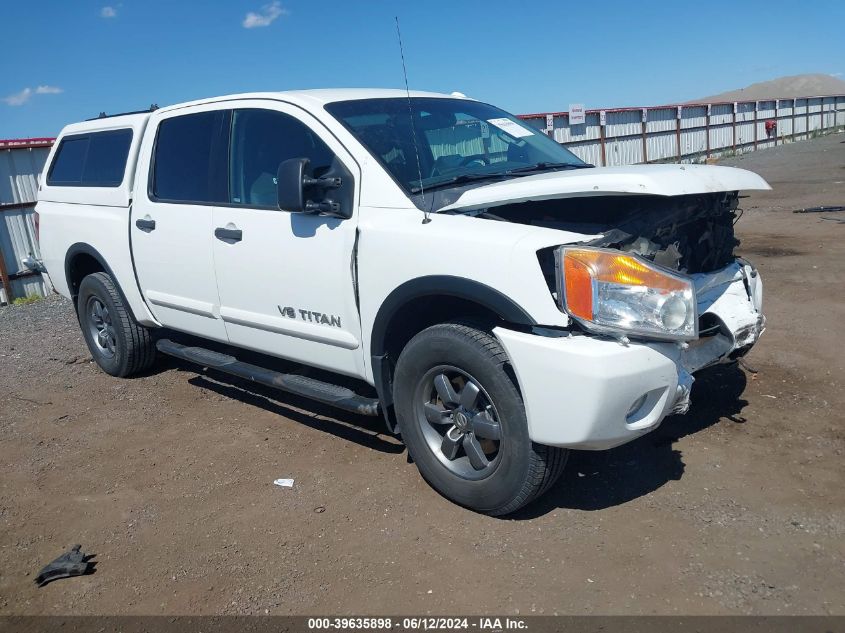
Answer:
(306, 617, 528, 630)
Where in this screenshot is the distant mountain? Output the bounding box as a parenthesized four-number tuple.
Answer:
(690, 73, 845, 103)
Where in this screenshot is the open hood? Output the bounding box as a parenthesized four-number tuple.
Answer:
(438, 164, 771, 213)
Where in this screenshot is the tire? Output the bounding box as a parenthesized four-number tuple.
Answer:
(393, 322, 567, 516)
(77, 272, 156, 377)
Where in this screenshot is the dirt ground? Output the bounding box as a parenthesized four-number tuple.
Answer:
(1, 133, 843, 616)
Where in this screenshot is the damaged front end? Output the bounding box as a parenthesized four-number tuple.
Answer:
(658, 259, 765, 416)
(513, 192, 765, 416)
(587, 192, 741, 273)
(453, 166, 768, 448)
(522, 191, 745, 286)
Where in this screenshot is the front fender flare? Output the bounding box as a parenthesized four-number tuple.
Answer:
(370, 275, 536, 358)
(369, 275, 536, 432)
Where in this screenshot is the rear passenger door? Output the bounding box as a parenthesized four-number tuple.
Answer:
(131, 106, 230, 342)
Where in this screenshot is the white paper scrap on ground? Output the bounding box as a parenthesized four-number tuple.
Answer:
(486, 117, 533, 138)
(273, 478, 294, 488)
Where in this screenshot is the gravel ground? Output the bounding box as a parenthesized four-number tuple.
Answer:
(0, 133, 843, 615)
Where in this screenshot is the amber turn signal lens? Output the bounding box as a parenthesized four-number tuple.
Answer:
(563, 255, 594, 320)
(564, 248, 687, 293)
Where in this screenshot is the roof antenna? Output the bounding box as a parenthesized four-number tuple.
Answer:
(395, 16, 430, 224)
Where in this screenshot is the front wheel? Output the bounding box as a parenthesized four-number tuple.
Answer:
(393, 322, 567, 516)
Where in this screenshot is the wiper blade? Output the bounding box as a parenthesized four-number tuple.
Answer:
(410, 172, 509, 194)
(506, 162, 593, 174)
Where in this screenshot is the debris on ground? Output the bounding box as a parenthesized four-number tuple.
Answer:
(793, 205, 845, 213)
(273, 478, 294, 488)
(34, 545, 96, 587)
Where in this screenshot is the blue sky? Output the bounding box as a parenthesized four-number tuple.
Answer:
(1, 0, 843, 138)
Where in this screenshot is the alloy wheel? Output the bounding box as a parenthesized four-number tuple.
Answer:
(87, 297, 117, 359)
(415, 366, 503, 480)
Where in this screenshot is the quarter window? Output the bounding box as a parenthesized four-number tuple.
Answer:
(229, 109, 335, 207)
(47, 129, 133, 187)
(151, 111, 228, 203)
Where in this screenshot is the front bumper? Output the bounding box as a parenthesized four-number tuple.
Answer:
(495, 261, 764, 450)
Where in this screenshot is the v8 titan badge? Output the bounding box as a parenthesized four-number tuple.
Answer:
(278, 306, 342, 328)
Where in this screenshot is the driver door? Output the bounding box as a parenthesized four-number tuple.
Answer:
(211, 102, 365, 379)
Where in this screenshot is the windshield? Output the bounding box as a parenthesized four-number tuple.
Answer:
(325, 97, 587, 193)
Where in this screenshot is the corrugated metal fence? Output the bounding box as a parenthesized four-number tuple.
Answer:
(519, 95, 845, 166)
(1, 94, 844, 304)
(0, 138, 54, 305)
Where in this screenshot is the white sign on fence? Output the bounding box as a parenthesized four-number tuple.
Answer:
(569, 104, 586, 125)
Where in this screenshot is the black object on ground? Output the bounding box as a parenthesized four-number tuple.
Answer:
(34, 545, 96, 587)
(793, 205, 845, 213)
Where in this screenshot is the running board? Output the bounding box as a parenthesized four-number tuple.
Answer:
(156, 339, 380, 417)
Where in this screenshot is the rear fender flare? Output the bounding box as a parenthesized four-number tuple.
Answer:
(64, 243, 135, 319)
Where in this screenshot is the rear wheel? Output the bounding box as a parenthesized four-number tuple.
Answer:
(393, 322, 567, 516)
(77, 272, 156, 377)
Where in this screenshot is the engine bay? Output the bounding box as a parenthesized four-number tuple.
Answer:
(469, 192, 742, 277)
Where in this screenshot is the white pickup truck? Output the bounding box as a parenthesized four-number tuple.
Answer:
(36, 89, 768, 515)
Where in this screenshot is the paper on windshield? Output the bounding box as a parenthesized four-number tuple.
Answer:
(486, 117, 534, 138)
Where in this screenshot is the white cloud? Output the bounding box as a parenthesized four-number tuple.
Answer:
(101, 5, 117, 18)
(2, 88, 33, 106)
(242, 1, 287, 28)
(2, 85, 63, 106)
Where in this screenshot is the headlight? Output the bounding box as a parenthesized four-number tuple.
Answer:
(557, 246, 697, 341)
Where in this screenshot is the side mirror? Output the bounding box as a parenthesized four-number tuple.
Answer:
(277, 158, 308, 213)
(276, 157, 347, 217)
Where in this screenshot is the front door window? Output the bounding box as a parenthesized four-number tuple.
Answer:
(229, 108, 335, 208)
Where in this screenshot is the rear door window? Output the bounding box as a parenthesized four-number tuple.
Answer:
(47, 129, 133, 186)
(151, 110, 229, 203)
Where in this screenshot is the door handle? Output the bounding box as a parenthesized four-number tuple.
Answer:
(135, 218, 156, 232)
(215, 227, 243, 242)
